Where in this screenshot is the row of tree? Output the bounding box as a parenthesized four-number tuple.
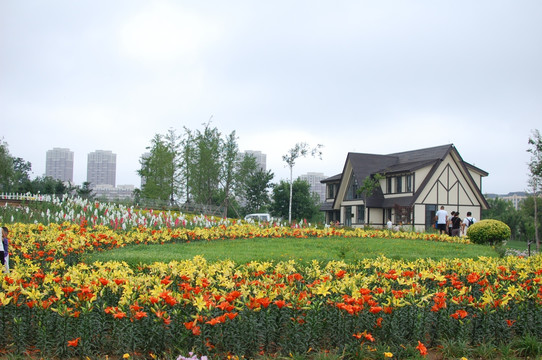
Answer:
(137, 124, 322, 221)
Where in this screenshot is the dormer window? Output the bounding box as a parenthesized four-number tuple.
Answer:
(386, 173, 414, 194)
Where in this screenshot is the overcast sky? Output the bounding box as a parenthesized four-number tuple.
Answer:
(1, 1, 541, 194)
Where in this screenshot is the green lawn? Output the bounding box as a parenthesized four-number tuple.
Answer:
(84, 236, 502, 266)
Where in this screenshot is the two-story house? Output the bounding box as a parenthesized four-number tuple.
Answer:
(320, 144, 489, 231)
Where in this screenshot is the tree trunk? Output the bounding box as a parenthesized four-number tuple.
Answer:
(288, 166, 293, 223)
(535, 192, 540, 252)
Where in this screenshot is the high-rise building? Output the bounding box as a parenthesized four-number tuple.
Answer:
(45, 148, 74, 183)
(299, 172, 327, 203)
(242, 150, 267, 171)
(87, 150, 116, 187)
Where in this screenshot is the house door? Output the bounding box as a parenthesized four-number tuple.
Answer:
(425, 205, 437, 230)
(344, 206, 352, 226)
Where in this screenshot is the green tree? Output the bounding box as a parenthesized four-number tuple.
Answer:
(220, 131, 240, 217)
(282, 142, 323, 222)
(29, 176, 68, 196)
(483, 197, 526, 241)
(186, 123, 222, 206)
(519, 196, 542, 248)
(139, 130, 181, 204)
(0, 140, 14, 192)
(11, 157, 32, 193)
(271, 179, 320, 222)
(527, 129, 542, 251)
(235, 153, 273, 215)
(356, 173, 384, 223)
(77, 181, 94, 200)
(243, 168, 274, 215)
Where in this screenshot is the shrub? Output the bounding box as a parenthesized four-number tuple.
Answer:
(467, 219, 511, 245)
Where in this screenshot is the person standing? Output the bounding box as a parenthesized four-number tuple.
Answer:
(0, 227, 5, 271)
(451, 212, 462, 237)
(435, 206, 448, 235)
(447, 211, 455, 236)
(1, 227, 8, 272)
(462, 211, 477, 236)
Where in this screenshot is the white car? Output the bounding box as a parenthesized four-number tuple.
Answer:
(244, 213, 271, 222)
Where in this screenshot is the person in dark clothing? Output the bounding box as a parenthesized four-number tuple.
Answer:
(1, 227, 8, 271)
(451, 212, 462, 237)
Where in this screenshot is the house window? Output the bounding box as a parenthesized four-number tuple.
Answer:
(357, 205, 365, 224)
(394, 204, 412, 225)
(396, 176, 402, 193)
(405, 174, 412, 192)
(327, 183, 337, 199)
(345, 175, 361, 200)
(387, 177, 393, 193)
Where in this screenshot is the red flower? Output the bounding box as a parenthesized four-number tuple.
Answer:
(467, 272, 481, 283)
(134, 311, 147, 320)
(256, 297, 271, 308)
(225, 312, 238, 320)
(192, 326, 201, 335)
(274, 299, 286, 309)
(416, 341, 427, 356)
(506, 319, 516, 327)
(67, 337, 80, 347)
(130, 303, 143, 312)
(113, 311, 127, 319)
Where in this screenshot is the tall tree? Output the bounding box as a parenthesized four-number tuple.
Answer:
(282, 143, 323, 222)
(12, 157, 32, 193)
(186, 123, 222, 205)
(235, 153, 272, 214)
(527, 129, 542, 251)
(139, 132, 180, 204)
(0, 140, 14, 192)
(519, 196, 542, 245)
(220, 131, 239, 216)
(271, 179, 320, 222)
(243, 169, 274, 214)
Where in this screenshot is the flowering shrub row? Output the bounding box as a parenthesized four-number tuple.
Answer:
(1, 223, 541, 358)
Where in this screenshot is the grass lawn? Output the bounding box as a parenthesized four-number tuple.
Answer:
(84, 236, 503, 266)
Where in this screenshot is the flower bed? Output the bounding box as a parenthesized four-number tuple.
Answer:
(1, 222, 541, 359)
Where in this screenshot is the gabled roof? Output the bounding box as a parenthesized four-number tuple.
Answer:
(320, 173, 342, 183)
(344, 144, 453, 185)
(323, 144, 489, 209)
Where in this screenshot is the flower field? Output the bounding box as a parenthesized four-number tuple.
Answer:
(1, 197, 541, 359)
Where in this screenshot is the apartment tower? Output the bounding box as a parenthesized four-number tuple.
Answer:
(45, 147, 74, 183)
(87, 150, 116, 187)
(243, 150, 267, 171)
(299, 172, 327, 203)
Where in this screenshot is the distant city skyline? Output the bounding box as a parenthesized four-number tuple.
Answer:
(37, 146, 530, 198)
